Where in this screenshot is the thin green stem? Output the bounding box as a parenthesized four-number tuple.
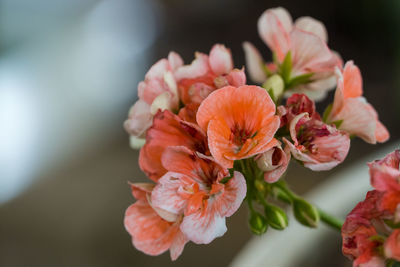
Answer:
(274, 180, 344, 231)
(318, 208, 343, 231)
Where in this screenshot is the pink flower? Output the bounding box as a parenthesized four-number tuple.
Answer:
(124, 52, 183, 147)
(327, 61, 389, 144)
(139, 110, 209, 182)
(151, 146, 246, 244)
(384, 229, 400, 262)
(283, 113, 350, 171)
(369, 150, 400, 221)
(279, 93, 320, 127)
(256, 143, 291, 183)
(124, 183, 188, 260)
(342, 190, 386, 267)
(196, 85, 280, 169)
(176, 44, 246, 107)
(243, 7, 341, 100)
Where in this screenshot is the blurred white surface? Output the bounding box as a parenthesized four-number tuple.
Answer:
(231, 142, 400, 267)
(0, 0, 160, 203)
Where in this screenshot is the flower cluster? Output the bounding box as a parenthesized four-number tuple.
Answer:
(123, 6, 390, 261)
(342, 151, 400, 267)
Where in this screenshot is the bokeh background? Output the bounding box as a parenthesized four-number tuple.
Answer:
(1, 0, 399, 266)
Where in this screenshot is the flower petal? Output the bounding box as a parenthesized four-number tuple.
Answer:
(242, 42, 267, 83)
(209, 44, 233, 76)
(258, 7, 292, 61)
(213, 171, 246, 217)
(180, 207, 227, 244)
(295, 16, 328, 43)
(175, 52, 210, 80)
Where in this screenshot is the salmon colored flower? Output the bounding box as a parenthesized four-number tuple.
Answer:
(244, 7, 341, 100)
(139, 110, 208, 182)
(175, 44, 246, 119)
(342, 190, 386, 267)
(256, 143, 291, 183)
(124, 183, 188, 260)
(124, 52, 183, 148)
(384, 229, 400, 262)
(151, 146, 246, 244)
(196, 85, 280, 168)
(327, 61, 389, 144)
(283, 113, 350, 171)
(369, 150, 400, 220)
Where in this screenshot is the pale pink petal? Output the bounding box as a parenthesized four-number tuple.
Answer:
(243, 41, 267, 83)
(258, 7, 292, 61)
(174, 52, 210, 80)
(145, 58, 170, 80)
(225, 68, 247, 87)
(295, 16, 328, 43)
(169, 230, 189, 261)
(151, 172, 189, 214)
(214, 171, 246, 217)
(150, 91, 173, 115)
(168, 51, 184, 70)
(283, 137, 318, 164)
(180, 207, 227, 244)
(290, 28, 338, 76)
(375, 120, 389, 143)
(124, 100, 152, 137)
(342, 61, 363, 98)
(124, 201, 174, 256)
(330, 98, 377, 144)
(209, 44, 233, 76)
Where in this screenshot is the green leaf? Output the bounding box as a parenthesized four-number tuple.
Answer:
(322, 104, 333, 123)
(286, 72, 314, 89)
(279, 51, 292, 84)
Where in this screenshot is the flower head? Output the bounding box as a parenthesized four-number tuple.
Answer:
(284, 113, 350, 171)
(327, 61, 389, 144)
(124, 52, 183, 147)
(244, 7, 341, 100)
(151, 146, 246, 244)
(196, 85, 280, 168)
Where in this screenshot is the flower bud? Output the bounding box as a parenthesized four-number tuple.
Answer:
(264, 205, 288, 230)
(293, 198, 320, 228)
(262, 74, 284, 100)
(249, 211, 268, 235)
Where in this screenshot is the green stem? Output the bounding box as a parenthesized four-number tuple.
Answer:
(274, 180, 343, 231)
(318, 208, 344, 231)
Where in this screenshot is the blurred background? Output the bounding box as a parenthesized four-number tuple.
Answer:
(0, 0, 399, 266)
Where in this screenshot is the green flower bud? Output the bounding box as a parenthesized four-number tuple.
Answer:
(264, 205, 288, 230)
(262, 74, 284, 101)
(249, 211, 268, 235)
(293, 198, 320, 228)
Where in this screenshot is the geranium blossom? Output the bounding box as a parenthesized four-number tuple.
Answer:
(243, 7, 341, 100)
(124, 52, 183, 148)
(283, 113, 350, 171)
(196, 85, 280, 168)
(139, 110, 208, 181)
(151, 146, 246, 244)
(327, 61, 389, 144)
(124, 183, 188, 260)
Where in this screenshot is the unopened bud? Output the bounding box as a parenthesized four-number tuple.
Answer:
(264, 205, 288, 230)
(262, 74, 284, 100)
(293, 198, 320, 228)
(249, 211, 268, 235)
